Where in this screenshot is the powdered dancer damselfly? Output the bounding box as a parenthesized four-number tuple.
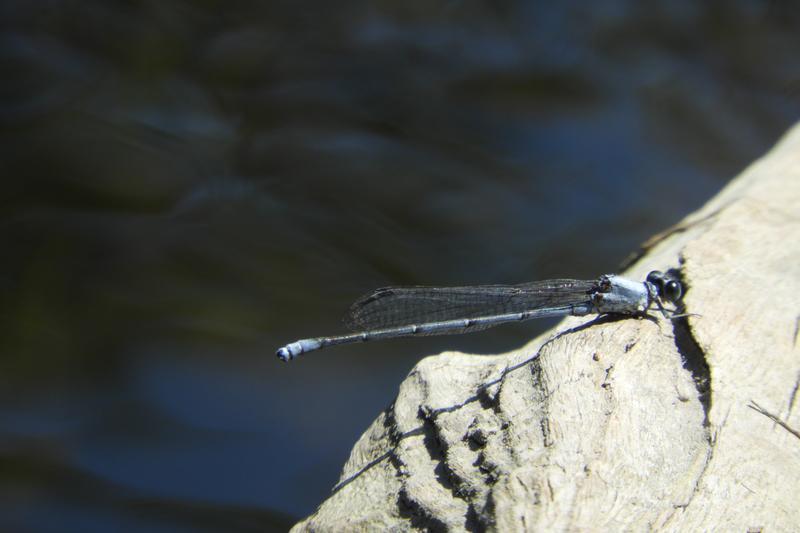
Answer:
(276, 270, 683, 362)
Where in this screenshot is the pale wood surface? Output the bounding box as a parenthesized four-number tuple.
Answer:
(292, 123, 800, 532)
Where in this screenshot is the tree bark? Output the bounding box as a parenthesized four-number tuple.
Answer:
(292, 123, 800, 532)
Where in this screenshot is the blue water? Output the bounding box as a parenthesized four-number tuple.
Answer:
(2, 1, 799, 531)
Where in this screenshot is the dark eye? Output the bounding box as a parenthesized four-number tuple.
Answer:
(646, 271, 664, 286)
(663, 280, 682, 302)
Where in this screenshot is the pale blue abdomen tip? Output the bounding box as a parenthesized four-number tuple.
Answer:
(276, 339, 321, 361)
(276, 347, 292, 361)
(276, 341, 302, 361)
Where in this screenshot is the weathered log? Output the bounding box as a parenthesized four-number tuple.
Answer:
(292, 123, 800, 532)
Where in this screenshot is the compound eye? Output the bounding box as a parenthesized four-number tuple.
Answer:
(646, 270, 664, 286)
(663, 280, 682, 303)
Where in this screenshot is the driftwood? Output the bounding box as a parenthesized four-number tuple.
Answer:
(292, 123, 800, 532)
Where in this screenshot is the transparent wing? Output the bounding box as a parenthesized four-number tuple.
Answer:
(344, 279, 596, 334)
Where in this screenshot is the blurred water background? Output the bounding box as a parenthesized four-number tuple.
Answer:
(1, 1, 799, 531)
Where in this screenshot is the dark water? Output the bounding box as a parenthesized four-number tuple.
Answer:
(2, 1, 798, 531)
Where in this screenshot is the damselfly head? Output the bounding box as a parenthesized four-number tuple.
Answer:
(646, 270, 683, 303)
